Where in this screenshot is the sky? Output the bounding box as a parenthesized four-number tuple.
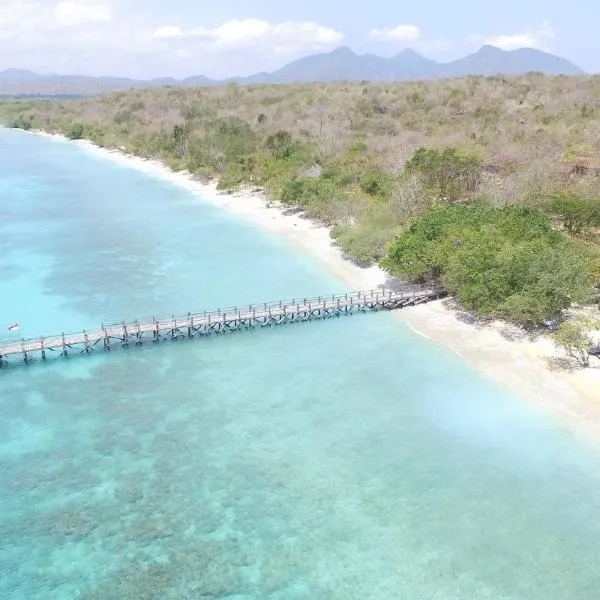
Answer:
(0, 0, 597, 78)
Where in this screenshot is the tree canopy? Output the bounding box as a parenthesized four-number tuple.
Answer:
(404, 147, 482, 201)
(382, 203, 596, 324)
(553, 315, 600, 367)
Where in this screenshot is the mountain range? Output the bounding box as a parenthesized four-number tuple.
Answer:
(0, 45, 585, 97)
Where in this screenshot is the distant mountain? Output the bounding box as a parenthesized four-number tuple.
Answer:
(238, 46, 395, 84)
(443, 45, 585, 77)
(0, 68, 44, 82)
(0, 46, 585, 96)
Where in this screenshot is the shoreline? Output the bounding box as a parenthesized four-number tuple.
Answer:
(31, 130, 600, 438)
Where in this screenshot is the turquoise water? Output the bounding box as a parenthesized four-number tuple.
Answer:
(1, 129, 600, 599)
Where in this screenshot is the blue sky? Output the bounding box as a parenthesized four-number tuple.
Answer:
(0, 0, 596, 77)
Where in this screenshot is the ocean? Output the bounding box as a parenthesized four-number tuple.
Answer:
(1, 128, 600, 599)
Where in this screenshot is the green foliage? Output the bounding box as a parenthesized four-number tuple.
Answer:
(8, 114, 33, 130)
(348, 140, 367, 153)
(199, 117, 258, 176)
(280, 176, 338, 212)
(66, 122, 85, 140)
(405, 147, 483, 201)
(266, 130, 293, 159)
(333, 206, 403, 262)
(260, 96, 284, 107)
(113, 109, 134, 125)
(546, 194, 600, 235)
(382, 204, 595, 324)
(216, 116, 251, 136)
(172, 123, 188, 158)
(360, 173, 393, 197)
(553, 315, 600, 367)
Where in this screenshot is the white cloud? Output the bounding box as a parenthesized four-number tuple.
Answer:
(0, 1, 40, 32)
(0, 0, 112, 45)
(152, 18, 343, 54)
(470, 20, 555, 51)
(153, 25, 185, 40)
(54, 1, 111, 27)
(367, 24, 421, 44)
(0, 6, 342, 77)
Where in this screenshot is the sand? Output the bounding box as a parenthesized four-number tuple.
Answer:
(32, 131, 600, 438)
(400, 300, 600, 438)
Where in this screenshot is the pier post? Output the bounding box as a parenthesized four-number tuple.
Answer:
(40, 337, 46, 360)
(62, 332, 67, 357)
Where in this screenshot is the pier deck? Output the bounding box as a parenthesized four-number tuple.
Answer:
(0, 285, 443, 366)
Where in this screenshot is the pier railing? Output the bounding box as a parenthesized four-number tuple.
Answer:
(0, 285, 443, 366)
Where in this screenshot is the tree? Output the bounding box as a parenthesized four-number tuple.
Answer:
(66, 122, 84, 140)
(405, 147, 482, 201)
(553, 316, 600, 367)
(9, 114, 32, 131)
(172, 123, 188, 158)
(547, 194, 600, 235)
(267, 130, 293, 159)
(382, 204, 596, 324)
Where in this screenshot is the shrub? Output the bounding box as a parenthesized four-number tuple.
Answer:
(266, 130, 293, 159)
(8, 114, 32, 130)
(66, 122, 85, 139)
(361, 173, 393, 197)
(553, 316, 600, 367)
(382, 204, 595, 324)
(546, 194, 600, 235)
(405, 147, 483, 201)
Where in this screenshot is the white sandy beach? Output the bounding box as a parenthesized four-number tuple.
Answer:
(34, 131, 600, 437)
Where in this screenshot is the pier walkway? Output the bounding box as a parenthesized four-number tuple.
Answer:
(0, 285, 443, 366)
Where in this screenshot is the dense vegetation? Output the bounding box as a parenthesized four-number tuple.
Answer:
(381, 203, 595, 323)
(2, 74, 600, 326)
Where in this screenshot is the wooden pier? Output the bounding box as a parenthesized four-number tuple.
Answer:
(0, 285, 442, 367)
